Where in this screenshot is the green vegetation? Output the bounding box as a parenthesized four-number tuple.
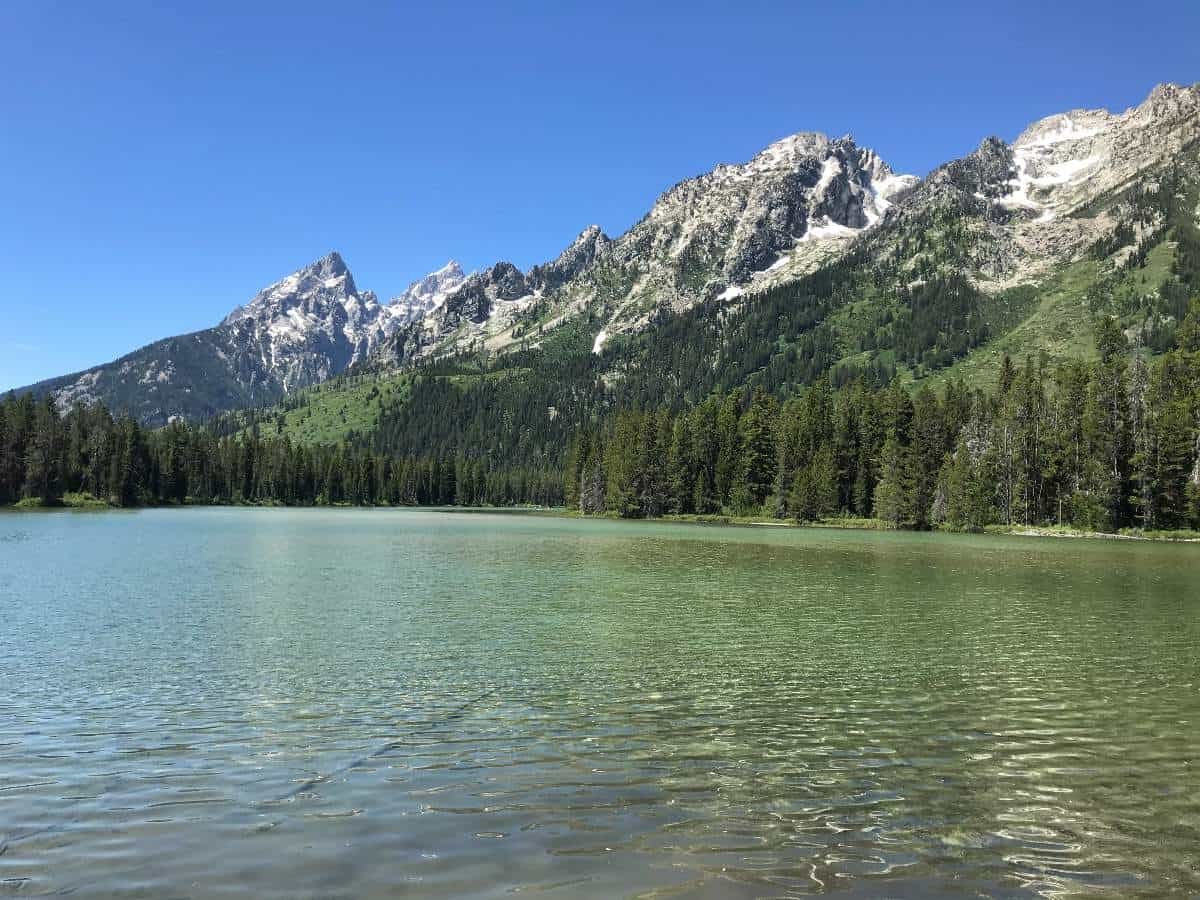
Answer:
(231, 373, 412, 445)
(1120, 527, 1200, 540)
(227, 165, 1199, 477)
(565, 304, 1200, 534)
(909, 259, 1104, 393)
(0, 392, 560, 509)
(61, 491, 111, 508)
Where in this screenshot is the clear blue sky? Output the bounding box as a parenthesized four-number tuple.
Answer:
(2, 0, 1197, 390)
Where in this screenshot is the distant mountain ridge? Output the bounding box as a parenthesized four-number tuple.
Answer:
(15, 81, 1200, 425)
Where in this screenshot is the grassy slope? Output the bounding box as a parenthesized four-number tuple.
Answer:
(247, 365, 542, 445)
(251, 374, 411, 443)
(906, 259, 1103, 392)
(909, 239, 1177, 393)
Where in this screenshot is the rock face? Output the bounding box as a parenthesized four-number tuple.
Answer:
(624, 133, 916, 288)
(20, 253, 466, 424)
(1004, 83, 1200, 221)
(220, 252, 373, 390)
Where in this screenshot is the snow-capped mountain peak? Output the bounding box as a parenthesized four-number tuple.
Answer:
(370, 130, 919, 369)
(386, 260, 467, 325)
(222, 251, 357, 327)
(209, 254, 470, 394)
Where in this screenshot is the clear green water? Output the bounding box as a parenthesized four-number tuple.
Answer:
(1, 509, 1198, 898)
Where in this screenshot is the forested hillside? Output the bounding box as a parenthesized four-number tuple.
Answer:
(566, 308, 1200, 533)
(222, 155, 1200, 491)
(7, 302, 1198, 535)
(0, 393, 560, 509)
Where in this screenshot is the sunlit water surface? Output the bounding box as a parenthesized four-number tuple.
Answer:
(1, 508, 1198, 898)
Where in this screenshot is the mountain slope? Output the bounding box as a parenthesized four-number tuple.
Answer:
(370, 134, 917, 368)
(17, 253, 464, 425)
(231, 83, 1200, 469)
(17, 81, 1200, 438)
(369, 84, 1199, 381)
(615, 84, 1200, 396)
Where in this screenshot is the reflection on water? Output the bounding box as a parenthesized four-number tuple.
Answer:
(1, 508, 1198, 897)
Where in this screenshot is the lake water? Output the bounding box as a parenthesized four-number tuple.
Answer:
(1, 509, 1198, 898)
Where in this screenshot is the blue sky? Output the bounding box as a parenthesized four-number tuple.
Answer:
(2, 0, 1198, 390)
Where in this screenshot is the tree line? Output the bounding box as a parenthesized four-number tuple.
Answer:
(565, 311, 1200, 532)
(0, 396, 561, 508)
(6, 301, 1199, 530)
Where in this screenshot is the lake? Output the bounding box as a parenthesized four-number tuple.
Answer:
(1, 508, 1198, 897)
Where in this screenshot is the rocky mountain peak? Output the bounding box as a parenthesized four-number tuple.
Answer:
(423, 259, 465, 287)
(970, 82, 1200, 227)
(484, 262, 529, 300)
(391, 260, 466, 306)
(314, 250, 349, 276)
(571, 224, 606, 246)
(222, 251, 359, 327)
(747, 131, 832, 169)
(381, 259, 470, 331)
(529, 225, 612, 291)
(922, 137, 1014, 200)
(1141, 81, 1198, 112)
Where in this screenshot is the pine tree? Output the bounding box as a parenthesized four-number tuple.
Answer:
(997, 354, 1016, 398)
(909, 386, 945, 528)
(714, 392, 742, 509)
(1081, 318, 1132, 529)
(1128, 355, 1154, 527)
(666, 415, 693, 514)
(638, 411, 668, 518)
(873, 433, 913, 528)
(945, 438, 994, 531)
(808, 444, 839, 520)
(735, 387, 779, 513)
(23, 396, 64, 504)
(604, 411, 642, 517)
(787, 465, 814, 522)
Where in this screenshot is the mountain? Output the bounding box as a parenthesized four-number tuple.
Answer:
(881, 82, 1200, 287)
(16, 81, 1200, 437)
(372, 133, 918, 367)
(238, 81, 1198, 472)
(369, 84, 1199, 380)
(386, 260, 467, 324)
(17, 253, 465, 425)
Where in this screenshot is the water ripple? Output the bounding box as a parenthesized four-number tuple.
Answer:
(1, 509, 1198, 897)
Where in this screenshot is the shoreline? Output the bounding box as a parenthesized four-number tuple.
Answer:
(545, 509, 1200, 543)
(5, 499, 1199, 543)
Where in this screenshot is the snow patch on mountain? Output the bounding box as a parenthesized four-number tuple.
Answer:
(996, 86, 1200, 226)
(1018, 115, 1103, 148)
(799, 218, 860, 242)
